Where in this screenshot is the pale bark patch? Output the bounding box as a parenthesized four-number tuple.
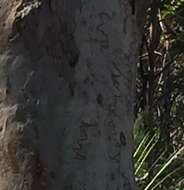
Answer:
(0, 0, 23, 51)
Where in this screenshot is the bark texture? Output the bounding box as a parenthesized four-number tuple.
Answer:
(0, 0, 149, 190)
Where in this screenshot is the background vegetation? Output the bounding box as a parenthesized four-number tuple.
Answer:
(134, 0, 184, 189)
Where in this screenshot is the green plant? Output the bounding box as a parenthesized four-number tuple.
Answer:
(133, 119, 184, 190)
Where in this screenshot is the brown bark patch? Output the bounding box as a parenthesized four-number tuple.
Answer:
(0, 104, 49, 190)
(0, 0, 23, 51)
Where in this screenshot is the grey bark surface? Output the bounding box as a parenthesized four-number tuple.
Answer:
(0, 0, 149, 190)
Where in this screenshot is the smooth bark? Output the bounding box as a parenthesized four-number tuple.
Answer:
(0, 0, 149, 189)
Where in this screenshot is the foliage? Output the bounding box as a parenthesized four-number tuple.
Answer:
(134, 119, 184, 190)
(134, 0, 184, 189)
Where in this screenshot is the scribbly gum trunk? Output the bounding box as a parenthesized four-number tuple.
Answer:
(0, 0, 149, 190)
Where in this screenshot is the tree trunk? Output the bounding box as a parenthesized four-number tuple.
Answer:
(0, 0, 149, 189)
